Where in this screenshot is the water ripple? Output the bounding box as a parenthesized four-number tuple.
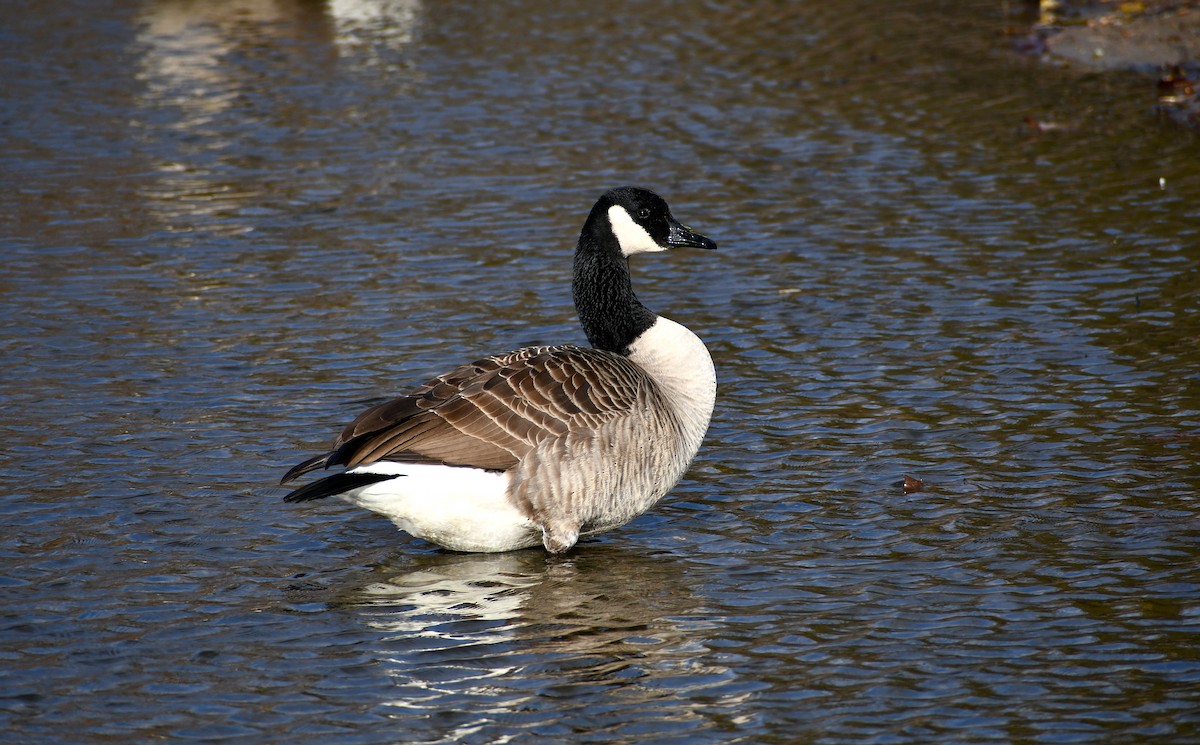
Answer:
(2, 0, 1198, 742)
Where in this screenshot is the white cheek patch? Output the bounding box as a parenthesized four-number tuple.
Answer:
(608, 205, 665, 256)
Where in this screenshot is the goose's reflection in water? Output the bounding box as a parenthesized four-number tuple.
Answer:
(334, 545, 744, 741)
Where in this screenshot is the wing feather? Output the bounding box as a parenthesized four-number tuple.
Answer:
(285, 345, 651, 478)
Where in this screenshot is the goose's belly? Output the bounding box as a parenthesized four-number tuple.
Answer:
(340, 462, 540, 552)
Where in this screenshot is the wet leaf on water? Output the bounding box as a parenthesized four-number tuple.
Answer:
(1157, 66, 1195, 96)
(1023, 114, 1072, 135)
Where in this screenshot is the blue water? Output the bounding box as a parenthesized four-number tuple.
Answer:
(2, 0, 1198, 742)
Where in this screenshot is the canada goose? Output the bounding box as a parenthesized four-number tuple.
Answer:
(281, 187, 717, 554)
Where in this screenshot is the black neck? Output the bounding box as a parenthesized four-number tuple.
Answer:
(572, 214, 656, 356)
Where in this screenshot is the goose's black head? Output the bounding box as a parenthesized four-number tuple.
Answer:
(573, 187, 716, 355)
(588, 186, 718, 256)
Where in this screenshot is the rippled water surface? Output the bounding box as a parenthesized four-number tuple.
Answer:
(3, 0, 1199, 742)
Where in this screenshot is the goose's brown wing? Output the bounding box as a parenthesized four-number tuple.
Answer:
(282, 345, 650, 482)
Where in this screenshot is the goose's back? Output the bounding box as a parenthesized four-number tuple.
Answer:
(329, 344, 673, 474)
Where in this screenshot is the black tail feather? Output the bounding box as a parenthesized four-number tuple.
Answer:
(283, 472, 401, 503)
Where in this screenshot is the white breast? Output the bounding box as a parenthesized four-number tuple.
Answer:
(625, 315, 717, 456)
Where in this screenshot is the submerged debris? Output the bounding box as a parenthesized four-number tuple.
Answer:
(1014, 0, 1200, 128)
(1041, 3, 1200, 72)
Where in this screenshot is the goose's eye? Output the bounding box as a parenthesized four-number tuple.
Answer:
(637, 207, 651, 219)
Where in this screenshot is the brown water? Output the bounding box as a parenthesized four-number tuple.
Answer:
(3, 1, 1199, 742)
